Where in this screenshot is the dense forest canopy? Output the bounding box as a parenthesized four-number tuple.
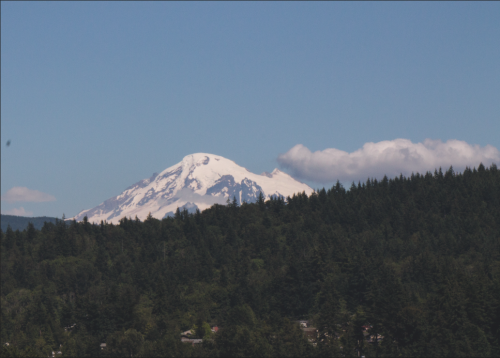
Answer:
(1, 164, 499, 357)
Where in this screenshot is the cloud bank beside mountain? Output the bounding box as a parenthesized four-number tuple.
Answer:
(278, 139, 500, 183)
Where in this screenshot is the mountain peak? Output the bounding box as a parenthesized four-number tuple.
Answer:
(181, 153, 219, 162)
(72, 154, 313, 223)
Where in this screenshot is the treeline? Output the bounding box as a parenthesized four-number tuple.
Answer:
(1, 164, 499, 357)
(0, 215, 62, 232)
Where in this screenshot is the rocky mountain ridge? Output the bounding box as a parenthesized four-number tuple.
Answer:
(72, 153, 313, 223)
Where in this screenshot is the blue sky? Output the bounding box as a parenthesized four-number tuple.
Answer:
(2, 2, 499, 218)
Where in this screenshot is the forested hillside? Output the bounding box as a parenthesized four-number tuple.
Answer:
(0, 215, 61, 232)
(1, 164, 499, 357)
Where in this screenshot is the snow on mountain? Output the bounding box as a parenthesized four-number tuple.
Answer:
(71, 153, 313, 224)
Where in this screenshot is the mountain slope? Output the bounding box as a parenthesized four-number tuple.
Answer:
(72, 153, 313, 223)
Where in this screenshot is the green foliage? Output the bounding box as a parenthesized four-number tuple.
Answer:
(1, 164, 499, 356)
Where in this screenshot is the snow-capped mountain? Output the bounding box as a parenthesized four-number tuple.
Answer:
(71, 153, 313, 224)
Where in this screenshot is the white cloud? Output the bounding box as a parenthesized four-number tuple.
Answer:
(1, 207, 34, 216)
(278, 139, 500, 183)
(1, 187, 56, 203)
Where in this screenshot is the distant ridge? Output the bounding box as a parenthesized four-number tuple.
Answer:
(72, 153, 313, 224)
(0, 215, 64, 232)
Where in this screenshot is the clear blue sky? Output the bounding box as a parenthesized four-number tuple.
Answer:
(2, 2, 499, 218)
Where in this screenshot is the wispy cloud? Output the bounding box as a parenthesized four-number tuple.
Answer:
(278, 139, 500, 183)
(1, 187, 56, 203)
(1, 207, 34, 217)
